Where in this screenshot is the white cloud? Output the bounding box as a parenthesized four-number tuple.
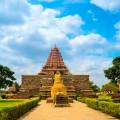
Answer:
(91, 0, 120, 12)
(0, 0, 85, 82)
(56, 15, 84, 35)
(115, 32, 120, 42)
(65, 32, 112, 86)
(38, 0, 88, 3)
(66, 56, 111, 86)
(70, 33, 107, 46)
(0, 0, 113, 87)
(67, 33, 109, 60)
(38, 0, 55, 2)
(0, 0, 30, 25)
(0, 3, 84, 48)
(115, 21, 120, 29)
(0, 42, 42, 83)
(115, 22, 120, 41)
(112, 21, 120, 50)
(64, 0, 88, 4)
(88, 10, 98, 22)
(114, 44, 120, 49)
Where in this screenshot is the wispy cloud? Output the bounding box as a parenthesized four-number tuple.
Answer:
(0, 0, 30, 25)
(90, 0, 120, 12)
(38, 0, 55, 2)
(88, 10, 98, 22)
(66, 56, 111, 86)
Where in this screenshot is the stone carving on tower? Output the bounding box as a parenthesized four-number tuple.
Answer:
(38, 46, 69, 75)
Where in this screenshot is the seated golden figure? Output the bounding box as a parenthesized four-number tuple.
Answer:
(51, 71, 67, 98)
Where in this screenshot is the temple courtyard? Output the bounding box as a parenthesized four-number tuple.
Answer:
(19, 100, 118, 120)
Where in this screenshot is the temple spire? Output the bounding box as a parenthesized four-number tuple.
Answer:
(38, 46, 69, 75)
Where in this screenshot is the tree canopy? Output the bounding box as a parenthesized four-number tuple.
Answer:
(102, 82, 119, 94)
(0, 64, 16, 89)
(14, 82, 20, 91)
(89, 81, 100, 92)
(104, 57, 120, 83)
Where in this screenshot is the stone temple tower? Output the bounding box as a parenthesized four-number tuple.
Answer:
(38, 46, 69, 75)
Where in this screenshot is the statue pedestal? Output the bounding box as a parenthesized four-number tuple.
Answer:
(54, 93, 70, 107)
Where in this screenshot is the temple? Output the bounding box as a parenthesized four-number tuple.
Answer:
(20, 46, 94, 98)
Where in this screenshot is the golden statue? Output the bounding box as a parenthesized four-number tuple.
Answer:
(51, 71, 67, 98)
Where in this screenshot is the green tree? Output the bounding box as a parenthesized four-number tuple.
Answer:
(89, 81, 100, 92)
(104, 57, 120, 83)
(102, 82, 119, 94)
(0, 64, 16, 89)
(14, 82, 20, 91)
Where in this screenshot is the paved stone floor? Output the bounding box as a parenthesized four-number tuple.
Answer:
(19, 100, 119, 120)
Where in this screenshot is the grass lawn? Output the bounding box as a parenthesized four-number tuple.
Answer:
(0, 97, 40, 120)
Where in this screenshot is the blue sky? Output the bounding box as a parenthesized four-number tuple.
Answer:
(0, 0, 120, 87)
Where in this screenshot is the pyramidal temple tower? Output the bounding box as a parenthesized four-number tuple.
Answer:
(39, 47, 69, 75)
(20, 46, 94, 98)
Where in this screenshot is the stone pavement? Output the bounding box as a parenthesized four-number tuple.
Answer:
(19, 100, 119, 120)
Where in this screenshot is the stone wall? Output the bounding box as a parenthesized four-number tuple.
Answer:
(21, 75, 41, 89)
(72, 75, 90, 91)
(21, 74, 90, 98)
